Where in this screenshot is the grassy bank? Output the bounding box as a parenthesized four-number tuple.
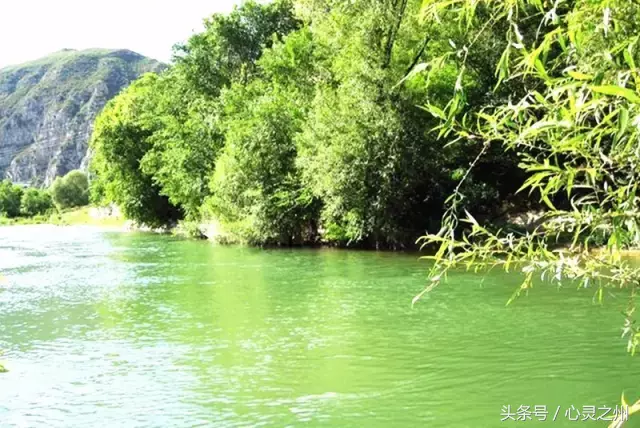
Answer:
(0, 207, 126, 228)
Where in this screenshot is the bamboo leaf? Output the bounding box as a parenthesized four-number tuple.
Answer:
(590, 85, 640, 104)
(541, 194, 556, 210)
(567, 70, 593, 81)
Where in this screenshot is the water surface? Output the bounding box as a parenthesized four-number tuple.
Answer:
(0, 225, 639, 427)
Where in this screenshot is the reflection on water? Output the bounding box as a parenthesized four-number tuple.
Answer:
(0, 225, 638, 427)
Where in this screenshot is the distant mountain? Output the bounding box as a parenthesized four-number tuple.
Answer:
(0, 49, 164, 186)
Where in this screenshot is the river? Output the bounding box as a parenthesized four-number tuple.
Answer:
(0, 225, 639, 427)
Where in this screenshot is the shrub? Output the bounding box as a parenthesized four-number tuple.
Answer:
(20, 188, 54, 217)
(0, 180, 24, 218)
(50, 170, 90, 210)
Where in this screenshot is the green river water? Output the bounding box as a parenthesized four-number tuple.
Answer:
(1, 225, 639, 427)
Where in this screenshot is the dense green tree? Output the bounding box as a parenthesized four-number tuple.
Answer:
(50, 170, 90, 210)
(0, 180, 23, 218)
(91, 71, 219, 223)
(91, 0, 301, 227)
(90, 75, 181, 226)
(292, 0, 525, 247)
(89, 0, 527, 247)
(130, 71, 222, 219)
(20, 188, 53, 217)
(203, 29, 319, 244)
(174, 0, 301, 97)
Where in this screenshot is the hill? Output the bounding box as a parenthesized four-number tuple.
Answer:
(0, 49, 164, 186)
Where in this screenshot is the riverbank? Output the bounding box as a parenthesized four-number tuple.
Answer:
(0, 210, 416, 249)
(0, 206, 127, 228)
(6, 207, 638, 255)
(0, 207, 199, 238)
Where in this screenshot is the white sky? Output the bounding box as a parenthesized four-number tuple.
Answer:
(0, 0, 241, 68)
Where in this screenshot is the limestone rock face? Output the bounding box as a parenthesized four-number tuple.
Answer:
(0, 49, 164, 186)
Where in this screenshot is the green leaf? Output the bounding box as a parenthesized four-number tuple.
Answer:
(615, 108, 630, 143)
(424, 104, 446, 119)
(534, 59, 549, 80)
(541, 194, 556, 210)
(590, 85, 640, 104)
(624, 48, 636, 72)
(566, 170, 575, 197)
(567, 70, 593, 81)
(517, 171, 553, 194)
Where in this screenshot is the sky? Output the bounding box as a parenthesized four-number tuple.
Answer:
(0, 0, 241, 68)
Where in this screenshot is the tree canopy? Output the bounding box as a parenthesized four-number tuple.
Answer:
(90, 0, 527, 247)
(0, 180, 23, 218)
(50, 170, 90, 210)
(20, 188, 53, 217)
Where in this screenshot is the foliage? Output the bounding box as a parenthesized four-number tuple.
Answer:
(415, 0, 640, 358)
(90, 0, 300, 228)
(137, 72, 222, 219)
(203, 29, 320, 245)
(50, 170, 90, 210)
(292, 0, 526, 247)
(90, 75, 182, 227)
(90, 0, 528, 246)
(20, 188, 53, 217)
(0, 180, 23, 218)
(173, 0, 301, 97)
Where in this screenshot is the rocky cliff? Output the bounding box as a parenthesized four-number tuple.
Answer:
(0, 49, 164, 186)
